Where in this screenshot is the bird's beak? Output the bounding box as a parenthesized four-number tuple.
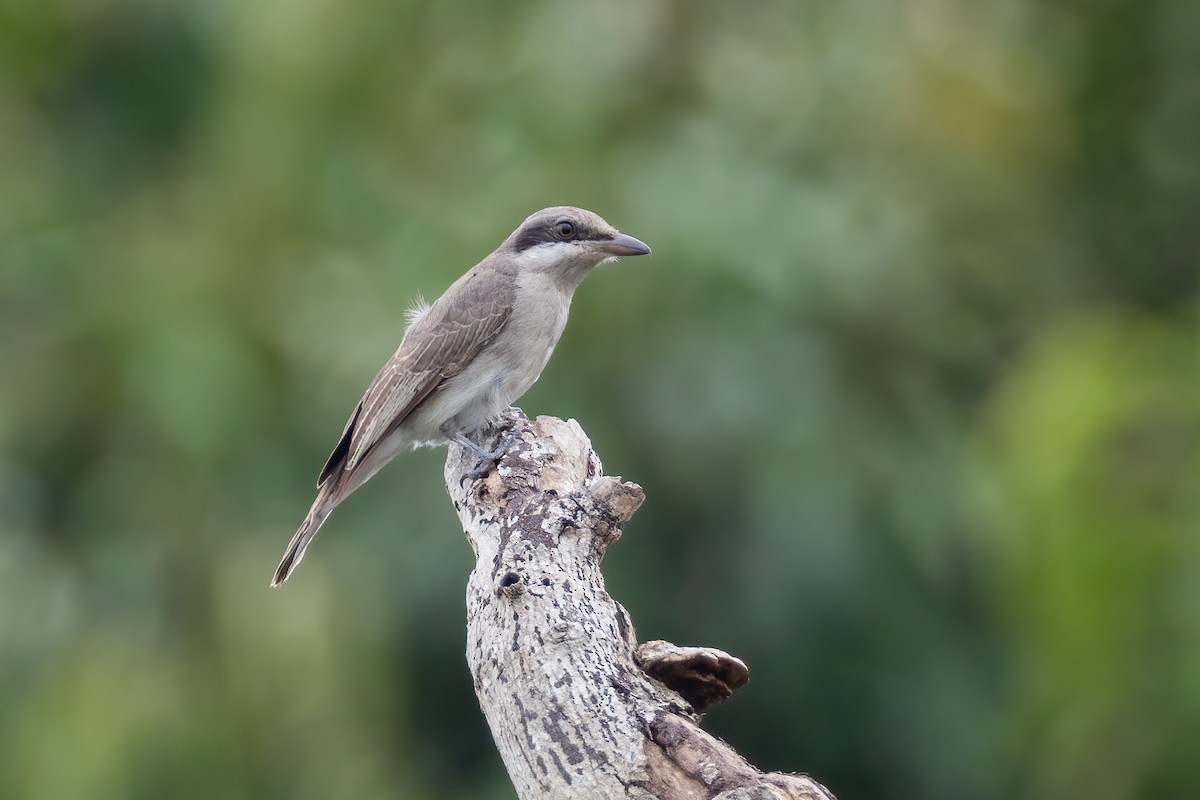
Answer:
(598, 232, 652, 257)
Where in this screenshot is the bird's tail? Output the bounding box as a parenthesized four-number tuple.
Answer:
(271, 489, 337, 587)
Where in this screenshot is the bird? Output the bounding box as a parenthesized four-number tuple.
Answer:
(271, 206, 651, 586)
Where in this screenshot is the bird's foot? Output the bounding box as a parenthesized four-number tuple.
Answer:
(466, 458, 496, 481)
(451, 430, 520, 481)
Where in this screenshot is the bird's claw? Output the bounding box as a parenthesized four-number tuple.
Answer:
(466, 459, 495, 481)
(460, 430, 519, 483)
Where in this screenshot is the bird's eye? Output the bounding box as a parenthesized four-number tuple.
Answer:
(554, 220, 575, 240)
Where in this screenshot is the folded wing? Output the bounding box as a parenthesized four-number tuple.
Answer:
(317, 265, 516, 486)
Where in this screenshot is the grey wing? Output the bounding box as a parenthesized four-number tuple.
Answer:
(318, 266, 514, 485)
(317, 358, 442, 488)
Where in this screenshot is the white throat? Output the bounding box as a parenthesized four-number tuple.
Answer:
(515, 242, 609, 291)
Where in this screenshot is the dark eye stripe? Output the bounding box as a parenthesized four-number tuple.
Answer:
(511, 224, 553, 252)
(512, 221, 593, 252)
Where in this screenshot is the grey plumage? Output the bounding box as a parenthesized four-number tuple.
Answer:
(271, 206, 650, 586)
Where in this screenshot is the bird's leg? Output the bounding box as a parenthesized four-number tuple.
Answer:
(447, 427, 520, 480)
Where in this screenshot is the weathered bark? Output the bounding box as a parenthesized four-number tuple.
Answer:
(445, 409, 835, 800)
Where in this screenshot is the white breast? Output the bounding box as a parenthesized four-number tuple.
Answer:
(415, 271, 573, 438)
(497, 271, 572, 400)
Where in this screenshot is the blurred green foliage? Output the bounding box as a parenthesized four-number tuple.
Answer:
(2, 1, 1198, 798)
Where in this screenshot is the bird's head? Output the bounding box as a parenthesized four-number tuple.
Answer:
(502, 206, 651, 288)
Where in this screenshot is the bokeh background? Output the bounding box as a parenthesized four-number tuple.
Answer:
(2, 1, 1199, 798)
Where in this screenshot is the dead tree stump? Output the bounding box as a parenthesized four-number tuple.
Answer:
(446, 409, 834, 800)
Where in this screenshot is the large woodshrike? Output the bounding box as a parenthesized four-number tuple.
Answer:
(271, 206, 651, 586)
